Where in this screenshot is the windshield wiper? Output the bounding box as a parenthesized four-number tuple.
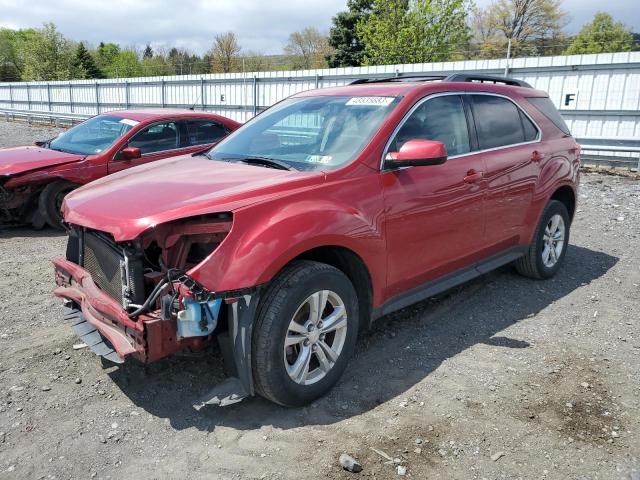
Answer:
(236, 156, 296, 171)
(49, 146, 70, 154)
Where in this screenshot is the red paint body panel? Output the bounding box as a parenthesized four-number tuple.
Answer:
(0, 146, 83, 176)
(62, 156, 325, 241)
(381, 151, 486, 298)
(55, 81, 578, 363)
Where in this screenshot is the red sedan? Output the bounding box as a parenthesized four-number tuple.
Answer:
(0, 109, 240, 229)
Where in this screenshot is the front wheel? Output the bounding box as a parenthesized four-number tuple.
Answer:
(38, 181, 76, 230)
(515, 199, 570, 279)
(252, 261, 359, 407)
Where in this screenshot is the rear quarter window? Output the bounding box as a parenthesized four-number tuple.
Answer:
(526, 97, 571, 135)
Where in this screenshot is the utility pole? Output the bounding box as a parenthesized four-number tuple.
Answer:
(504, 38, 512, 77)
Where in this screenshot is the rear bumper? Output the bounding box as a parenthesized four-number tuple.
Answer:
(54, 257, 211, 363)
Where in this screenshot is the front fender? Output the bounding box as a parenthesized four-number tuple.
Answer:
(189, 192, 386, 305)
(4, 159, 106, 189)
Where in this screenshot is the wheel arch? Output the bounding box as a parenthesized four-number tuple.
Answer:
(550, 184, 576, 221)
(523, 179, 577, 245)
(291, 245, 374, 331)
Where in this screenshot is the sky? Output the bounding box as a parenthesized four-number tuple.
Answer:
(0, 0, 638, 55)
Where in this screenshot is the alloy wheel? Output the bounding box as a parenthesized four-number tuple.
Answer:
(283, 290, 348, 386)
(542, 213, 565, 268)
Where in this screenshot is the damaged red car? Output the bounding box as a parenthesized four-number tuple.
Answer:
(1, 109, 240, 229)
(53, 75, 579, 407)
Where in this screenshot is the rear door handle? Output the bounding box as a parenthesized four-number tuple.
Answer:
(464, 170, 484, 183)
(531, 150, 547, 162)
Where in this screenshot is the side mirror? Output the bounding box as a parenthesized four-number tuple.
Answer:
(121, 146, 142, 160)
(384, 139, 447, 168)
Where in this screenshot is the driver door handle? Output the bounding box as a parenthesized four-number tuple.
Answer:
(464, 169, 484, 183)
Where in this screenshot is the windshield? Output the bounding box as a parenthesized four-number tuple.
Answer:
(207, 95, 400, 171)
(49, 115, 137, 155)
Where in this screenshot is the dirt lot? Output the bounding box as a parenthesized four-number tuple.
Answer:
(0, 121, 639, 480)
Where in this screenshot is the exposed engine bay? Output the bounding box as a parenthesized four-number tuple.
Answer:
(55, 212, 258, 405)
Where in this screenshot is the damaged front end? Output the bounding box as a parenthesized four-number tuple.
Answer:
(0, 179, 41, 227)
(53, 214, 260, 405)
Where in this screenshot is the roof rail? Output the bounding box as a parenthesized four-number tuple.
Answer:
(443, 73, 532, 88)
(348, 73, 532, 88)
(349, 75, 446, 85)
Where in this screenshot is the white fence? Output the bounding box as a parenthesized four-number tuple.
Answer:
(1, 51, 639, 143)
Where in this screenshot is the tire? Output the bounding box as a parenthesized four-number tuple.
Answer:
(252, 260, 359, 407)
(515, 200, 570, 279)
(38, 181, 76, 230)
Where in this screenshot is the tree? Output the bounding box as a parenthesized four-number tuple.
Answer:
(356, 0, 469, 65)
(192, 53, 212, 74)
(483, 0, 568, 56)
(210, 32, 241, 73)
(467, 5, 505, 58)
(20, 23, 76, 80)
(73, 42, 103, 79)
(141, 56, 174, 76)
(326, 0, 373, 67)
(565, 13, 633, 54)
(95, 42, 121, 71)
(103, 50, 142, 78)
(142, 44, 153, 59)
(168, 47, 194, 75)
(241, 51, 273, 72)
(0, 28, 25, 81)
(284, 27, 331, 69)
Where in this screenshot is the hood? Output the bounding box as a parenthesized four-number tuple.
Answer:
(63, 155, 325, 241)
(0, 146, 84, 177)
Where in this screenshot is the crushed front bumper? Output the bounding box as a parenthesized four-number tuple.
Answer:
(54, 256, 261, 407)
(54, 257, 205, 363)
(62, 304, 126, 363)
(53, 257, 145, 362)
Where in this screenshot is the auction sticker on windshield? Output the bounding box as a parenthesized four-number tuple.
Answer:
(346, 97, 395, 106)
(119, 118, 140, 127)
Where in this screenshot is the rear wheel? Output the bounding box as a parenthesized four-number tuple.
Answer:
(252, 261, 359, 407)
(515, 200, 570, 279)
(39, 181, 76, 230)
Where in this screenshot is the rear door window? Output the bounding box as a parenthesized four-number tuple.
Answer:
(391, 95, 471, 156)
(470, 95, 531, 150)
(185, 119, 228, 146)
(128, 121, 180, 154)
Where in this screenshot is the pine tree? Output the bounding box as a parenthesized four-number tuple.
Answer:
(326, 0, 373, 67)
(143, 44, 153, 59)
(74, 42, 103, 79)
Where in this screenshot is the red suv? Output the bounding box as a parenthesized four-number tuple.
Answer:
(1, 109, 240, 229)
(53, 75, 579, 407)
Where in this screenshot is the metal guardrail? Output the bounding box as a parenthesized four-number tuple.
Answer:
(576, 137, 640, 170)
(1, 108, 89, 126)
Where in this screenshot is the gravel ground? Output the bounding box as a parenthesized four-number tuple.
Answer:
(0, 120, 639, 480)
